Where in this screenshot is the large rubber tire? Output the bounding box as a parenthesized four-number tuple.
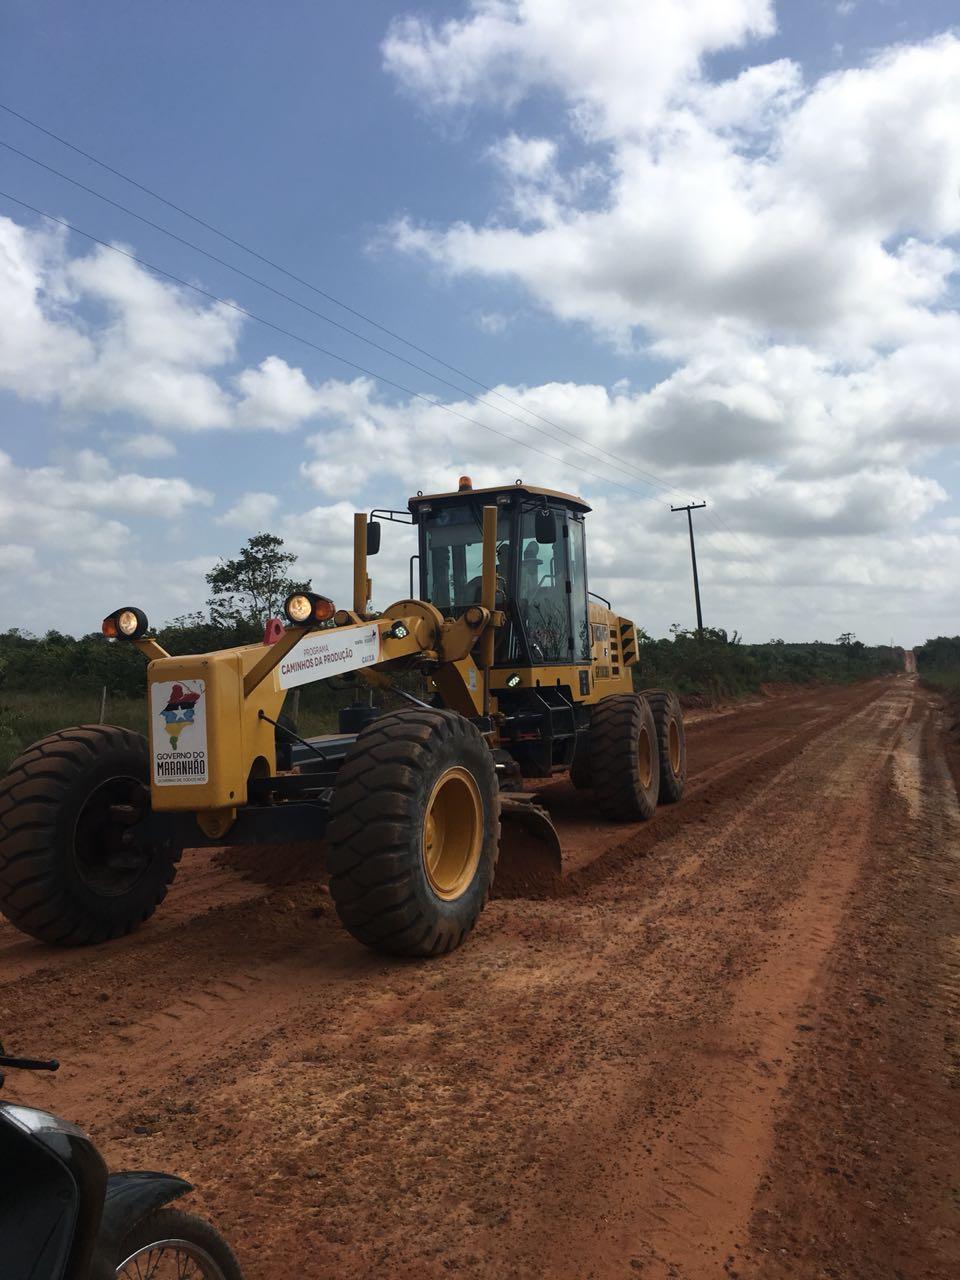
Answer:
(0, 726, 182, 946)
(326, 708, 500, 957)
(643, 688, 686, 804)
(569, 736, 592, 789)
(589, 694, 660, 821)
(116, 1207, 244, 1279)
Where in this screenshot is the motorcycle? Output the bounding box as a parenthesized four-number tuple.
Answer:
(0, 1043, 244, 1279)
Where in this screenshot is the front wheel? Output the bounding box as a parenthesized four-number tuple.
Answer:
(0, 726, 182, 946)
(116, 1207, 244, 1279)
(326, 709, 500, 956)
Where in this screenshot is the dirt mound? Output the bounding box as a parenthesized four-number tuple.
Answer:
(212, 840, 326, 888)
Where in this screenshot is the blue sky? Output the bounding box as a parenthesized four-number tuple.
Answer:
(1, 1, 958, 645)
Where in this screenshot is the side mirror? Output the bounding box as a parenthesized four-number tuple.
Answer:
(535, 509, 557, 544)
(366, 520, 381, 556)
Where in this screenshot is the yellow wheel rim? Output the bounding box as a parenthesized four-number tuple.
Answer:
(423, 766, 483, 901)
(668, 719, 681, 774)
(637, 725, 653, 789)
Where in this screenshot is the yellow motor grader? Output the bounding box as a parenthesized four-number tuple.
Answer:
(0, 479, 685, 956)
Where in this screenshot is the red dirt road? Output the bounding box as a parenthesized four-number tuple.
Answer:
(2, 678, 957, 1278)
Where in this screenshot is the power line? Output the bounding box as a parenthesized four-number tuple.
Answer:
(0, 100, 790, 596)
(0, 100, 703, 507)
(0, 189, 704, 510)
(0, 136, 688, 509)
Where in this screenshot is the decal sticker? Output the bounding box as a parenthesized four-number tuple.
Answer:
(468, 667, 478, 691)
(151, 679, 208, 786)
(278, 623, 382, 690)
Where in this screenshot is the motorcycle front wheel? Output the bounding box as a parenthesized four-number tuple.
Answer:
(116, 1207, 244, 1280)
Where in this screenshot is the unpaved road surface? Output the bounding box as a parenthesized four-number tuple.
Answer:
(2, 678, 958, 1278)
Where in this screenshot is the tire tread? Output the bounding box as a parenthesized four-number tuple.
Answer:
(0, 726, 181, 946)
(327, 709, 499, 957)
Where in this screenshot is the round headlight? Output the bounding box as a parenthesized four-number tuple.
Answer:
(284, 593, 336, 625)
(285, 594, 313, 624)
(103, 606, 148, 640)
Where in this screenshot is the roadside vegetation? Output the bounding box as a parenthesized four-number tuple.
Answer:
(0, 533, 905, 772)
(635, 626, 901, 702)
(914, 635, 960, 693)
(0, 624, 904, 773)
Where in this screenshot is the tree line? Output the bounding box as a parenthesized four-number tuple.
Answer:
(0, 534, 906, 703)
(914, 636, 960, 673)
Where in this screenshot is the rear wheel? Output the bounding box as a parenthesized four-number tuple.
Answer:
(589, 694, 660, 820)
(326, 709, 500, 956)
(643, 688, 686, 803)
(116, 1207, 244, 1279)
(0, 726, 181, 946)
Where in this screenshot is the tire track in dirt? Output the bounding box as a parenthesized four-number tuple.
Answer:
(1, 678, 933, 1280)
(741, 686, 960, 1279)
(508, 688, 911, 1278)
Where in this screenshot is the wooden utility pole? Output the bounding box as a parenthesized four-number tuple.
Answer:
(671, 502, 707, 634)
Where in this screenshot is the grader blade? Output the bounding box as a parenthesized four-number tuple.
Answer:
(494, 792, 564, 897)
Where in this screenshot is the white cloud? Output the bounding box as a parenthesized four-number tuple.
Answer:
(0, 218, 337, 435)
(374, 8, 960, 642)
(0, 543, 37, 573)
(216, 491, 280, 529)
(233, 356, 328, 431)
(779, 37, 960, 240)
(383, 0, 775, 138)
(0, 450, 211, 566)
(115, 433, 178, 460)
(384, 25, 960, 355)
(1, 7, 958, 647)
(292, 369, 950, 538)
(476, 310, 511, 334)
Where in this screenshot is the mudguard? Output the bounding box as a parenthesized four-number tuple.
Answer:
(88, 1171, 192, 1279)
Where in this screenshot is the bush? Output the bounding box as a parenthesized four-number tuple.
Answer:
(634, 627, 901, 702)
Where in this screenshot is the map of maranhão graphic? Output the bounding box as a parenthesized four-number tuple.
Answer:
(159, 682, 202, 750)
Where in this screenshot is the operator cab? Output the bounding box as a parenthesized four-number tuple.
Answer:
(409, 479, 592, 667)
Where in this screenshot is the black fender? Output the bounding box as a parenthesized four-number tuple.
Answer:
(88, 1171, 192, 1279)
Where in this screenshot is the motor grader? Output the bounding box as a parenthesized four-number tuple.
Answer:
(0, 478, 685, 957)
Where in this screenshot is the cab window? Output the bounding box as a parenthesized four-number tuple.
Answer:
(422, 504, 510, 616)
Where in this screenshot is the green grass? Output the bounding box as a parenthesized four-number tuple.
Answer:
(0, 690, 148, 773)
(0, 689, 344, 775)
(919, 666, 960, 693)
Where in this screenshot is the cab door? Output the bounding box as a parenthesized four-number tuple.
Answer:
(566, 511, 591, 665)
(514, 505, 590, 666)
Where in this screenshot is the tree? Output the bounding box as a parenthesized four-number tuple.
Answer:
(205, 533, 311, 629)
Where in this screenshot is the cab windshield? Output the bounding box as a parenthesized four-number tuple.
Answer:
(419, 497, 590, 664)
(422, 504, 511, 616)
